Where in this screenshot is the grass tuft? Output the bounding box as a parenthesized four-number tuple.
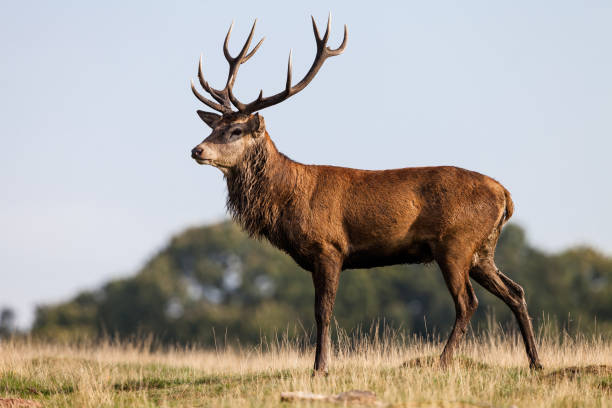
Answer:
(0, 372, 75, 397)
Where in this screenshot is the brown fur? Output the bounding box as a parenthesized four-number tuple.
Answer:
(214, 129, 542, 373)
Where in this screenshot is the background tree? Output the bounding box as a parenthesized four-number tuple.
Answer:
(0, 308, 16, 339)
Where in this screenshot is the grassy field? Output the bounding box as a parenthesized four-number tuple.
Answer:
(0, 328, 610, 407)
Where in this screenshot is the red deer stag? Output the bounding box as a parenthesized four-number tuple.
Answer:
(190, 17, 542, 374)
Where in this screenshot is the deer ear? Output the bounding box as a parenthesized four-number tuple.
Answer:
(250, 113, 266, 138)
(197, 110, 221, 128)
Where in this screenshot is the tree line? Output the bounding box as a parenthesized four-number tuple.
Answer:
(29, 221, 612, 344)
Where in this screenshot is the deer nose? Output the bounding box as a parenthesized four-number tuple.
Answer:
(191, 147, 203, 158)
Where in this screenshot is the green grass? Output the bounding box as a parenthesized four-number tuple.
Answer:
(0, 371, 75, 397)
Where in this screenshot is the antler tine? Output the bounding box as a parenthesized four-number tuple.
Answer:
(286, 49, 293, 92)
(198, 55, 229, 106)
(222, 21, 241, 89)
(223, 21, 235, 62)
(327, 24, 348, 56)
(237, 19, 258, 62)
(322, 12, 331, 46)
(191, 79, 230, 113)
(242, 37, 265, 63)
(311, 15, 322, 43)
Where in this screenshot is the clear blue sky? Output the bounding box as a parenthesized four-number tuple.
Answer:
(1, 1, 611, 327)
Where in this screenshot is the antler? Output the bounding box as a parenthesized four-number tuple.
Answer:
(191, 20, 265, 114)
(191, 14, 348, 114)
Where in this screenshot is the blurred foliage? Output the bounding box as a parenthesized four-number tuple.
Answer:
(0, 307, 17, 339)
(31, 221, 612, 344)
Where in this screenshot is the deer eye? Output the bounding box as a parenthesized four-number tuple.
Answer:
(231, 128, 243, 137)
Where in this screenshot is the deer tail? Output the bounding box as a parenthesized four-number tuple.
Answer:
(502, 188, 514, 224)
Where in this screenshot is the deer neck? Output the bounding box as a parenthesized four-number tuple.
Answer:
(225, 133, 299, 238)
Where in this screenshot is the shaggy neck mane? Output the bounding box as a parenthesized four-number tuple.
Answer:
(225, 134, 297, 239)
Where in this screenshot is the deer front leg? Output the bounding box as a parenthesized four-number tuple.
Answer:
(437, 253, 479, 367)
(311, 257, 341, 376)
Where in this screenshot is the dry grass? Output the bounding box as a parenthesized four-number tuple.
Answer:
(0, 328, 610, 407)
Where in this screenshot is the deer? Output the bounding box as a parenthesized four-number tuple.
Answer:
(189, 16, 542, 374)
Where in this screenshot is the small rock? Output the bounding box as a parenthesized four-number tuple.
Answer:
(281, 389, 386, 406)
(280, 391, 328, 402)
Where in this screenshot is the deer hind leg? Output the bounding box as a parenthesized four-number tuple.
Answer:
(470, 255, 542, 369)
(436, 252, 479, 367)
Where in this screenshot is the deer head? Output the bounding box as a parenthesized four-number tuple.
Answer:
(190, 16, 347, 172)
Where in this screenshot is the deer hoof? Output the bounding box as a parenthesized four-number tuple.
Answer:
(530, 361, 543, 370)
(312, 369, 329, 377)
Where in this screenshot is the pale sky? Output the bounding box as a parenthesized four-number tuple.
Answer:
(1, 1, 611, 328)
